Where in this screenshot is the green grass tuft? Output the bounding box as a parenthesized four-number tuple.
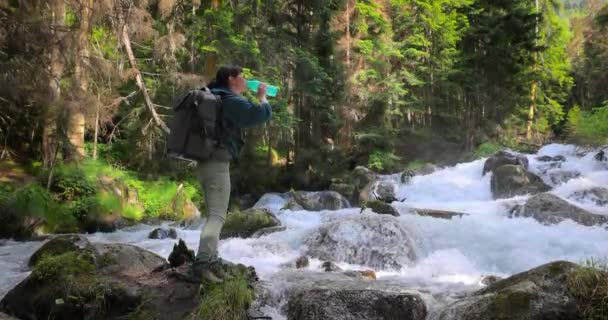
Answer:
(567, 259, 608, 320)
(191, 273, 253, 320)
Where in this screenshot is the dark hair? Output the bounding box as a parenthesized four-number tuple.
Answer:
(207, 65, 243, 89)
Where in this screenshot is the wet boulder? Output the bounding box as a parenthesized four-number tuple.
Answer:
(321, 261, 343, 272)
(363, 200, 400, 217)
(305, 213, 417, 270)
(351, 166, 377, 191)
(548, 170, 580, 185)
(288, 286, 426, 320)
(536, 155, 566, 162)
(483, 151, 529, 175)
(569, 187, 608, 207)
(251, 225, 287, 238)
(401, 164, 439, 183)
(220, 208, 281, 239)
(359, 180, 398, 203)
(329, 183, 357, 205)
(148, 227, 177, 240)
(513, 193, 608, 227)
(490, 165, 551, 199)
(437, 261, 581, 320)
(292, 191, 351, 211)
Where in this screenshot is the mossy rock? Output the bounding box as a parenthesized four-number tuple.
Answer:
(363, 200, 400, 216)
(490, 165, 551, 199)
(2, 237, 167, 320)
(28, 235, 91, 267)
(437, 261, 582, 320)
(220, 208, 281, 239)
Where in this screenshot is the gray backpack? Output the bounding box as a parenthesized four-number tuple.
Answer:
(166, 87, 223, 161)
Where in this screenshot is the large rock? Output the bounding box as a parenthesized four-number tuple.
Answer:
(437, 261, 581, 320)
(401, 164, 439, 183)
(363, 200, 400, 216)
(288, 287, 427, 320)
(220, 208, 281, 239)
(305, 214, 417, 270)
(483, 151, 529, 175)
(359, 180, 398, 203)
(251, 225, 287, 238)
(536, 155, 566, 162)
(569, 187, 608, 206)
(329, 183, 357, 205)
(148, 227, 177, 239)
(490, 165, 551, 199)
(1, 236, 167, 320)
(513, 193, 608, 227)
(1, 235, 257, 320)
(548, 170, 580, 185)
(351, 166, 377, 191)
(293, 191, 351, 211)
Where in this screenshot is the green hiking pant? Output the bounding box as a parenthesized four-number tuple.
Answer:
(195, 160, 230, 264)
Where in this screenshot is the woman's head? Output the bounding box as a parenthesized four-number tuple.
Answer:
(208, 65, 246, 94)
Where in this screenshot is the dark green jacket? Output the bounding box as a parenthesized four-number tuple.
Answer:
(211, 86, 272, 160)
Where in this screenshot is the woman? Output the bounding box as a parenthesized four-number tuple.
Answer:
(191, 65, 272, 283)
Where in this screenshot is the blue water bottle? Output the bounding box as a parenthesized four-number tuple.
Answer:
(246, 79, 279, 97)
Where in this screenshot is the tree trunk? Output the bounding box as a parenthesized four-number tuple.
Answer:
(42, 0, 65, 167)
(93, 98, 100, 160)
(66, 0, 93, 162)
(205, 0, 221, 79)
(527, 0, 540, 141)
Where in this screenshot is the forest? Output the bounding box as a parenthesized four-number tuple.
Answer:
(1, 0, 608, 232)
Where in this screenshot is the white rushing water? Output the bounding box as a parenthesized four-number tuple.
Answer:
(1, 144, 607, 318)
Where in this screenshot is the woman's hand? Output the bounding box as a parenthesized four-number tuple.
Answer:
(257, 82, 268, 101)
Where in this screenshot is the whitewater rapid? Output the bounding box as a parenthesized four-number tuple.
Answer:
(1, 144, 607, 318)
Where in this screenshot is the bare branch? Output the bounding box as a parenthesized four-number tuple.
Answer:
(120, 24, 170, 134)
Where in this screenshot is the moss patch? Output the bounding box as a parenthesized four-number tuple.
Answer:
(31, 251, 95, 281)
(486, 290, 533, 320)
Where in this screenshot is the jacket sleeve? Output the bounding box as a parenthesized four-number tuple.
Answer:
(222, 94, 272, 129)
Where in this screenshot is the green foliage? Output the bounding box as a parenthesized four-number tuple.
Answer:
(567, 102, 608, 145)
(91, 26, 120, 61)
(32, 251, 95, 281)
(0, 183, 14, 206)
(51, 163, 96, 201)
(64, 5, 77, 27)
(473, 142, 504, 159)
(567, 259, 608, 320)
(12, 184, 56, 219)
(405, 159, 426, 170)
(368, 150, 401, 173)
(191, 273, 254, 320)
